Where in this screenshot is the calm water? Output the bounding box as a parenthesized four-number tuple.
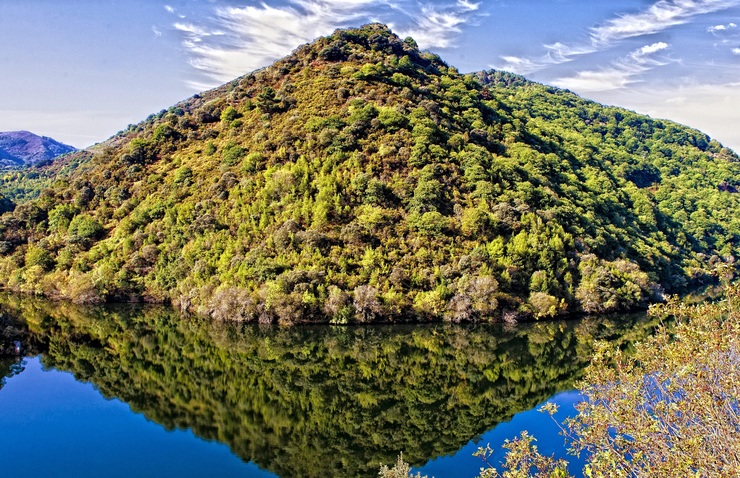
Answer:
(0, 295, 658, 477)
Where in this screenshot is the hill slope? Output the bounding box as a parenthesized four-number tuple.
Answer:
(0, 24, 739, 323)
(0, 131, 76, 168)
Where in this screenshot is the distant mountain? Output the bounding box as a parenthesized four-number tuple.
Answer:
(1, 24, 740, 323)
(0, 131, 76, 168)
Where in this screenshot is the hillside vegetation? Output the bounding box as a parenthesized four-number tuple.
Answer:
(0, 24, 738, 323)
(0, 130, 76, 168)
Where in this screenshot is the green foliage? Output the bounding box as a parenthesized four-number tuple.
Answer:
(379, 454, 429, 478)
(68, 214, 104, 241)
(408, 211, 448, 238)
(576, 255, 651, 314)
(0, 23, 738, 321)
(564, 281, 740, 477)
(221, 142, 246, 166)
(0, 292, 660, 478)
(382, 280, 740, 477)
(473, 433, 570, 478)
(173, 166, 193, 185)
(24, 244, 54, 271)
(47, 204, 78, 233)
(220, 105, 240, 123)
(461, 278, 740, 478)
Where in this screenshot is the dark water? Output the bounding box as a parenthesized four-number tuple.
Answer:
(0, 294, 659, 477)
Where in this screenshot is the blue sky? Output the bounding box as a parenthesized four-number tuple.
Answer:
(1, 0, 739, 151)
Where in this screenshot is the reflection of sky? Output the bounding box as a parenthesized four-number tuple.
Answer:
(417, 390, 586, 478)
(0, 357, 276, 478)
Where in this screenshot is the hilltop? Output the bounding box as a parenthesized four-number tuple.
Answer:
(0, 24, 739, 323)
(0, 131, 76, 168)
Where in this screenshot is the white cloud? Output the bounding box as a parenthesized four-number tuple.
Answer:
(152, 26, 162, 38)
(496, 0, 740, 75)
(590, 0, 739, 45)
(173, 22, 225, 39)
(494, 42, 595, 74)
(456, 0, 480, 12)
(708, 21, 738, 32)
(401, 2, 479, 48)
(177, 1, 366, 84)
(164, 5, 187, 19)
(552, 42, 671, 92)
(496, 55, 546, 75)
(544, 42, 596, 62)
(733, 47, 740, 54)
(552, 68, 639, 92)
(635, 41, 669, 56)
(175, 0, 482, 88)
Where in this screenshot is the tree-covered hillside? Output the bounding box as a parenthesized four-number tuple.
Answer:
(0, 130, 76, 168)
(0, 24, 738, 323)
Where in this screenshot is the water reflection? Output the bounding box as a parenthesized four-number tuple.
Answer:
(0, 310, 28, 390)
(0, 294, 659, 477)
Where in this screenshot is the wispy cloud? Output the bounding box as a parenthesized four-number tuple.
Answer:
(494, 42, 595, 74)
(496, 0, 740, 74)
(165, 4, 186, 19)
(495, 56, 545, 75)
(173, 22, 225, 39)
(589, 0, 738, 46)
(544, 42, 596, 63)
(172, 0, 482, 89)
(551, 42, 671, 92)
(733, 47, 740, 54)
(173, 0, 373, 85)
(401, 1, 481, 48)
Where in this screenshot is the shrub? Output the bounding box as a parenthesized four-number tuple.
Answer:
(68, 214, 104, 241)
(528, 291, 559, 318)
(379, 454, 428, 478)
(222, 143, 246, 166)
(220, 106, 240, 123)
(24, 244, 54, 271)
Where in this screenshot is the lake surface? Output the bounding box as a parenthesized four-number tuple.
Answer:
(0, 294, 658, 477)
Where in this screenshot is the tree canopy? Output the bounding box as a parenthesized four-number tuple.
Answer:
(0, 23, 738, 323)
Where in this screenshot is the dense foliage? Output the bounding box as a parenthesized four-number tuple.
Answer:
(559, 280, 740, 476)
(0, 293, 659, 477)
(384, 280, 740, 477)
(0, 24, 738, 322)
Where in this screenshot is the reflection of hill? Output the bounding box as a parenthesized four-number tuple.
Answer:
(0, 294, 659, 477)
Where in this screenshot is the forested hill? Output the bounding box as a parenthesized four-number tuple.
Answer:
(0, 131, 76, 168)
(0, 23, 738, 324)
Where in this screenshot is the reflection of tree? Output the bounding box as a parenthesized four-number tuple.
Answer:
(0, 293, 660, 477)
(0, 356, 24, 391)
(0, 309, 29, 389)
